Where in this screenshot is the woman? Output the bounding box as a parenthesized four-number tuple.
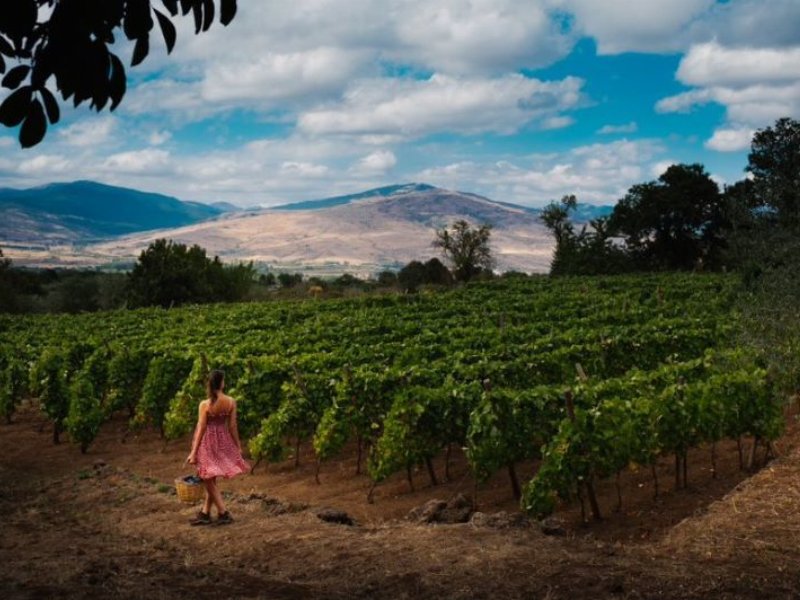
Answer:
(186, 369, 249, 525)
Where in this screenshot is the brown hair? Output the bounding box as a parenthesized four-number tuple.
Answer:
(207, 369, 225, 405)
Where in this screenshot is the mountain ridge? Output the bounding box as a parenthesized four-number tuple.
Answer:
(0, 180, 222, 244)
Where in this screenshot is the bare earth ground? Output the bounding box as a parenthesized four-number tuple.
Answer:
(2, 403, 800, 599)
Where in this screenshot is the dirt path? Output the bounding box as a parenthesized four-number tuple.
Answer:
(2, 406, 800, 599)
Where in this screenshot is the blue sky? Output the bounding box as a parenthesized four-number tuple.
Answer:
(1, 0, 799, 207)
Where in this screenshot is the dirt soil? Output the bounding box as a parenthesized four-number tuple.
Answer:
(2, 403, 800, 599)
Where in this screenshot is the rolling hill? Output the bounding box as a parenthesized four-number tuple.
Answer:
(0, 180, 222, 244)
(86, 185, 557, 273)
(2, 182, 613, 274)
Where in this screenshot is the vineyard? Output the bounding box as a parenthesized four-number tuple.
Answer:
(0, 273, 786, 521)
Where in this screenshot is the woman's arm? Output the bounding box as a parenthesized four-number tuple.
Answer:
(187, 401, 208, 464)
(228, 399, 243, 454)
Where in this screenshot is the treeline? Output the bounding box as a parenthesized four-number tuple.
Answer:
(1, 218, 500, 313)
(0, 241, 258, 314)
(541, 117, 800, 277)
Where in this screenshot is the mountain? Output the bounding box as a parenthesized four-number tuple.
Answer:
(0, 180, 222, 244)
(3, 182, 615, 273)
(210, 201, 241, 212)
(271, 183, 436, 211)
(275, 183, 613, 223)
(81, 184, 556, 273)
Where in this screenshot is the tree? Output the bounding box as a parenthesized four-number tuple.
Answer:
(747, 117, 800, 227)
(540, 196, 631, 276)
(376, 270, 397, 286)
(609, 164, 725, 271)
(277, 272, 303, 288)
(0, 0, 237, 147)
(0, 248, 13, 312)
(126, 238, 254, 307)
(433, 220, 494, 282)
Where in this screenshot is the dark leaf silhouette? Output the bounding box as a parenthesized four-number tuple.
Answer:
(19, 97, 46, 148)
(220, 0, 237, 25)
(162, 0, 179, 17)
(40, 88, 60, 124)
(0, 35, 13, 56)
(109, 55, 127, 110)
(0, 86, 32, 127)
(2, 64, 29, 89)
(154, 10, 177, 54)
(0, 0, 238, 146)
(131, 35, 150, 67)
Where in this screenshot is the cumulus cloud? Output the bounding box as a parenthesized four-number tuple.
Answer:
(148, 130, 172, 145)
(280, 161, 331, 177)
(704, 126, 756, 152)
(58, 117, 117, 147)
(656, 40, 800, 151)
(416, 139, 666, 206)
(200, 47, 371, 106)
(298, 74, 585, 138)
(555, 0, 714, 54)
(597, 122, 637, 135)
(17, 154, 73, 176)
(540, 116, 575, 130)
(676, 42, 800, 88)
(351, 150, 398, 174)
(101, 149, 172, 174)
(392, 0, 573, 73)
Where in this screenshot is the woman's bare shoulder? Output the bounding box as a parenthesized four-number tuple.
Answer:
(220, 393, 236, 406)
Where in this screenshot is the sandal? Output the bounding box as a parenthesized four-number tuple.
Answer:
(189, 511, 212, 526)
(215, 511, 234, 526)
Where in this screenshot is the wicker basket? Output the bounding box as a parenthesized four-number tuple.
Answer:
(175, 476, 205, 503)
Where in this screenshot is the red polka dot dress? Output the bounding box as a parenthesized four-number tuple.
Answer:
(195, 402, 249, 480)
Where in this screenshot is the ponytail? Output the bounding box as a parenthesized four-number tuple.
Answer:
(207, 369, 224, 405)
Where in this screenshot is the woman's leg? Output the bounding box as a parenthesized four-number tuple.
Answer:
(201, 486, 213, 515)
(203, 477, 227, 515)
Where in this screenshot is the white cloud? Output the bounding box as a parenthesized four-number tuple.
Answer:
(351, 150, 397, 174)
(417, 139, 666, 206)
(651, 160, 677, 178)
(17, 154, 73, 175)
(704, 126, 756, 152)
(201, 47, 371, 105)
(677, 42, 800, 88)
(540, 115, 575, 130)
(58, 117, 117, 147)
(298, 74, 585, 138)
(556, 0, 714, 54)
(597, 121, 637, 135)
(657, 40, 800, 151)
(101, 149, 171, 174)
(280, 161, 331, 177)
(392, 1, 573, 73)
(148, 130, 172, 146)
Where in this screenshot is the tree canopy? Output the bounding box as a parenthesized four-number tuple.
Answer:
(433, 220, 494, 282)
(609, 163, 725, 271)
(0, 0, 237, 147)
(747, 117, 800, 227)
(127, 238, 255, 308)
